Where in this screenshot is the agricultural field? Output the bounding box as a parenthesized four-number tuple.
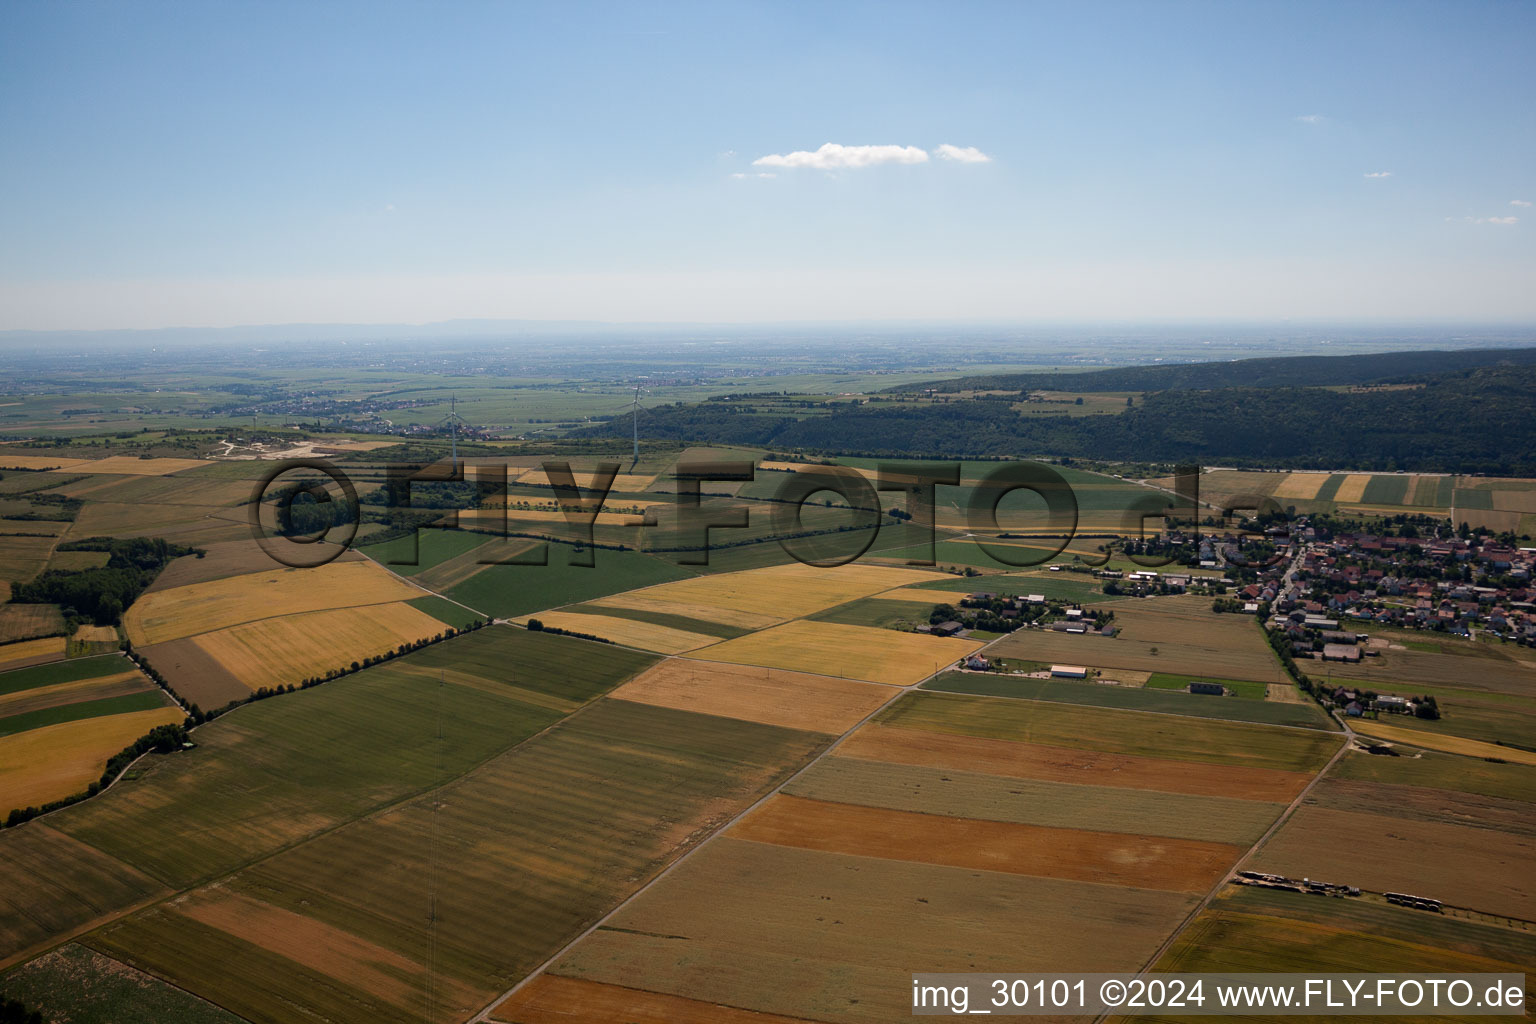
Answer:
(927, 672, 1334, 729)
(167, 600, 453, 696)
(123, 558, 427, 646)
(687, 619, 982, 685)
(520, 609, 722, 653)
(443, 545, 697, 620)
(987, 594, 1284, 684)
(513, 683, 1339, 1023)
(1130, 884, 1536, 1024)
(0, 627, 653, 963)
(83, 698, 831, 1024)
(1250, 808, 1536, 918)
(609, 659, 893, 734)
(0, 603, 64, 643)
(0, 942, 245, 1024)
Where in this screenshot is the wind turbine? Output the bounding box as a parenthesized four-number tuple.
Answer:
(438, 394, 469, 474)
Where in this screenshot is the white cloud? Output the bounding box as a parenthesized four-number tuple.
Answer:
(1364, 171, 1393, 178)
(730, 172, 775, 180)
(1512, 199, 1532, 207)
(933, 144, 992, 163)
(1295, 114, 1326, 124)
(1459, 215, 1518, 225)
(753, 143, 929, 170)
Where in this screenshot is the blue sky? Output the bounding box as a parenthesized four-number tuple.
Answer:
(1, 0, 1532, 328)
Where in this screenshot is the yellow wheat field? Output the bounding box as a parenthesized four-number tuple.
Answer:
(0, 455, 89, 471)
(611, 659, 893, 734)
(0, 706, 184, 810)
(71, 456, 212, 476)
(123, 560, 426, 646)
(0, 637, 66, 671)
(1272, 473, 1330, 500)
(522, 612, 720, 654)
(1333, 474, 1373, 503)
(604, 562, 950, 629)
(1349, 720, 1536, 767)
(688, 619, 982, 686)
(71, 624, 120, 644)
(190, 601, 449, 693)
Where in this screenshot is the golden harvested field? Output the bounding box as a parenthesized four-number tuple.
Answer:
(524, 611, 720, 653)
(0, 671, 148, 719)
(837, 724, 1314, 802)
(1251, 805, 1536, 918)
(1332, 473, 1373, 502)
(608, 561, 950, 627)
(990, 595, 1280, 682)
(492, 975, 824, 1024)
(1348, 718, 1536, 766)
(0, 638, 66, 672)
(547, 838, 1196, 1024)
(731, 794, 1241, 893)
(71, 624, 118, 644)
(1272, 472, 1330, 500)
(0, 706, 183, 810)
(123, 559, 426, 645)
(0, 455, 89, 471)
(68, 456, 212, 476)
(689, 619, 982, 685)
(611, 660, 893, 734)
(189, 601, 449, 692)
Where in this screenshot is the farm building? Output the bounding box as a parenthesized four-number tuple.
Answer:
(1051, 664, 1088, 679)
(932, 621, 964, 637)
(1322, 643, 1362, 663)
(1188, 681, 1225, 695)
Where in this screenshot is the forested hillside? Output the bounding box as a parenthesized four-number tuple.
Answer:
(903, 346, 1536, 394)
(582, 363, 1536, 473)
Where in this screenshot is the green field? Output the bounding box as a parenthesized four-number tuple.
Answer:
(1145, 672, 1270, 699)
(925, 673, 1333, 730)
(784, 757, 1283, 844)
(808, 596, 939, 630)
(0, 654, 130, 696)
(405, 594, 485, 629)
(880, 690, 1341, 772)
(0, 689, 172, 737)
(0, 627, 655, 963)
(86, 698, 831, 1024)
(444, 545, 695, 617)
